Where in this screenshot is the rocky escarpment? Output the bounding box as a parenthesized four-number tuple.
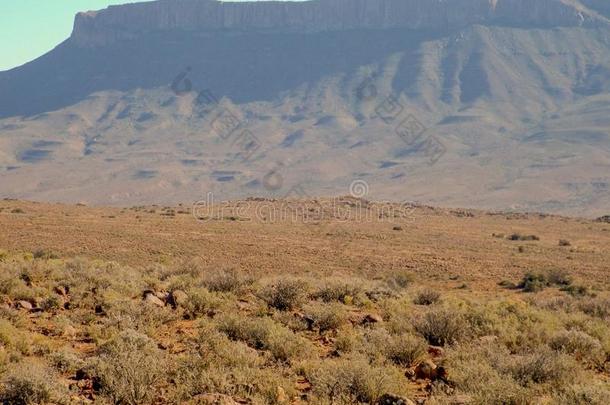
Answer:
(71, 0, 605, 46)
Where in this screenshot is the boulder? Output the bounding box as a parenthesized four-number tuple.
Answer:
(143, 292, 165, 307)
(168, 290, 188, 308)
(414, 360, 448, 382)
(16, 300, 33, 310)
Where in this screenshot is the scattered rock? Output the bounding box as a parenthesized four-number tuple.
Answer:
(295, 312, 315, 330)
(377, 393, 416, 405)
(478, 335, 498, 345)
(154, 291, 169, 301)
(414, 360, 448, 382)
(15, 300, 33, 310)
(393, 226, 403, 231)
(362, 313, 383, 324)
(276, 386, 288, 403)
(54, 285, 68, 296)
(144, 292, 165, 307)
(168, 290, 188, 308)
(62, 325, 78, 339)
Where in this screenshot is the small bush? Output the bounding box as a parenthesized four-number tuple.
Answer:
(561, 284, 589, 297)
(48, 350, 85, 374)
(305, 303, 348, 333)
(306, 357, 409, 404)
(334, 327, 358, 354)
(201, 268, 252, 292)
(385, 334, 429, 367)
(508, 349, 575, 387)
(549, 330, 605, 367)
(384, 270, 414, 290)
(558, 239, 571, 247)
(260, 278, 309, 311)
(413, 289, 441, 305)
(518, 272, 548, 293)
(312, 280, 362, 304)
(414, 308, 466, 346)
(183, 287, 223, 318)
(0, 362, 66, 405)
(553, 383, 610, 404)
(508, 233, 539, 241)
(217, 314, 311, 362)
(578, 297, 610, 319)
(31, 249, 58, 260)
(92, 329, 165, 405)
(547, 269, 572, 286)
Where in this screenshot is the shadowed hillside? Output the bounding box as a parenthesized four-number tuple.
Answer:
(0, 0, 610, 215)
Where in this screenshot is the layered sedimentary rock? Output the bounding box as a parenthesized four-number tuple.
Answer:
(71, 0, 604, 46)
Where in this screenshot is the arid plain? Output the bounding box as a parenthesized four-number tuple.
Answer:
(1, 198, 610, 404)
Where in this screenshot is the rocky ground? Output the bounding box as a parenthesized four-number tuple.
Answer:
(0, 198, 610, 403)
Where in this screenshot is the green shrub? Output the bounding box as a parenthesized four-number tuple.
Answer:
(548, 269, 573, 286)
(183, 287, 223, 318)
(201, 268, 252, 292)
(363, 329, 427, 366)
(578, 297, 610, 319)
(260, 278, 309, 311)
(103, 299, 176, 336)
(305, 303, 348, 333)
(92, 329, 165, 405)
(508, 349, 575, 387)
(0, 362, 66, 405)
(312, 280, 362, 304)
(553, 383, 610, 404)
(413, 289, 441, 305)
(518, 272, 548, 293)
(414, 308, 467, 346)
(384, 270, 414, 290)
(385, 334, 429, 367)
(561, 285, 589, 297)
(549, 330, 605, 367)
(441, 343, 529, 404)
(217, 314, 311, 362)
(305, 356, 409, 404)
(48, 349, 84, 374)
(508, 233, 539, 241)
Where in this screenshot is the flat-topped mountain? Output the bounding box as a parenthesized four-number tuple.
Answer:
(71, 0, 604, 46)
(1, 0, 610, 215)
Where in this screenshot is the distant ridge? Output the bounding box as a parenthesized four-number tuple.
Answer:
(71, 0, 606, 46)
(1, 0, 610, 215)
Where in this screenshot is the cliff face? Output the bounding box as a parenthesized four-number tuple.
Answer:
(71, 0, 603, 46)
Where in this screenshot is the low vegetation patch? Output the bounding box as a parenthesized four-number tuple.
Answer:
(0, 253, 609, 404)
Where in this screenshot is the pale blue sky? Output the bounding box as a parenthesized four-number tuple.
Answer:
(0, 1, 296, 72)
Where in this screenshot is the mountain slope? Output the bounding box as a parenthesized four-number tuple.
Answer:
(1, 0, 610, 216)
